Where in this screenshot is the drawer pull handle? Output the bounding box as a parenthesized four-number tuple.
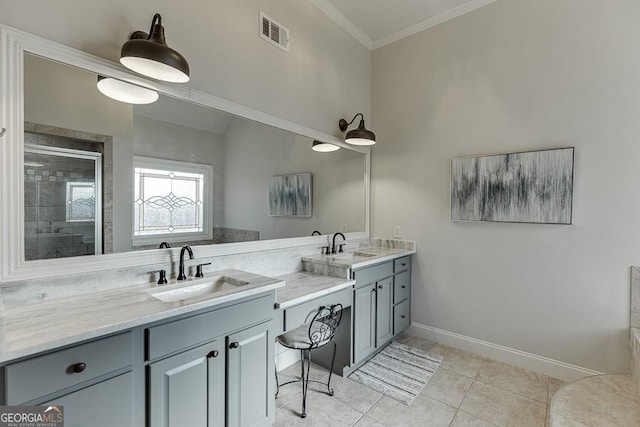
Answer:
(207, 350, 219, 358)
(401, 285, 406, 289)
(401, 263, 406, 267)
(71, 362, 86, 373)
(401, 315, 406, 319)
(229, 342, 240, 349)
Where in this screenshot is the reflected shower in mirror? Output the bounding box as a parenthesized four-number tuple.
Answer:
(23, 53, 366, 260)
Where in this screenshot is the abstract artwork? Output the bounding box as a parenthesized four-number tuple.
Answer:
(268, 173, 312, 217)
(450, 148, 574, 224)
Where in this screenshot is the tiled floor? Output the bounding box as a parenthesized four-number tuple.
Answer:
(274, 335, 565, 426)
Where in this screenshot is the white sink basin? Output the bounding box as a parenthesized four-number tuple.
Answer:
(148, 276, 250, 303)
(352, 250, 379, 257)
(326, 251, 378, 262)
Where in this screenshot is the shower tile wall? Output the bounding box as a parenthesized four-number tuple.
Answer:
(24, 123, 113, 260)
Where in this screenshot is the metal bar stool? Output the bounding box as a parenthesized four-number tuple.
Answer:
(275, 304, 343, 418)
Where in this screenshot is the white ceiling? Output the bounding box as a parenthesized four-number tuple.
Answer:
(311, 0, 498, 50)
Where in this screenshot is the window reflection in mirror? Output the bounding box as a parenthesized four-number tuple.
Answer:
(23, 53, 366, 260)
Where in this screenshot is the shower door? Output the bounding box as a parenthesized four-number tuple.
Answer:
(24, 144, 102, 260)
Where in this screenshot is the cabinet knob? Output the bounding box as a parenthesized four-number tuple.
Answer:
(207, 350, 219, 358)
(401, 315, 406, 319)
(71, 362, 86, 373)
(401, 285, 406, 289)
(378, 285, 383, 289)
(401, 263, 406, 267)
(229, 342, 239, 349)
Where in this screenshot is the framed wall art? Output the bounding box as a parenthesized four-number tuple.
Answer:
(268, 173, 312, 217)
(450, 148, 574, 224)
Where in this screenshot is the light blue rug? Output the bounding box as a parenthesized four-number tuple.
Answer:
(348, 342, 442, 405)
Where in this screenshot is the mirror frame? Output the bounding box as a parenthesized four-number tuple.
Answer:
(0, 25, 370, 283)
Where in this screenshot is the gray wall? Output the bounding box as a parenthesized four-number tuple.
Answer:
(371, 0, 640, 373)
(0, 0, 371, 136)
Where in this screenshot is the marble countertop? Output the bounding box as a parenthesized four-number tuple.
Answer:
(302, 246, 415, 269)
(0, 269, 284, 364)
(275, 272, 354, 309)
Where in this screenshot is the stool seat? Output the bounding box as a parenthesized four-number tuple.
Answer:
(276, 323, 330, 350)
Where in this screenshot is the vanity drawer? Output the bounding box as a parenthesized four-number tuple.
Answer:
(394, 299, 410, 335)
(393, 270, 410, 303)
(394, 256, 410, 273)
(146, 293, 273, 360)
(283, 288, 352, 331)
(5, 331, 133, 405)
(352, 261, 393, 288)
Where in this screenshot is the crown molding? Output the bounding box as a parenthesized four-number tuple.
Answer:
(372, 0, 499, 50)
(310, 0, 373, 50)
(309, 0, 499, 52)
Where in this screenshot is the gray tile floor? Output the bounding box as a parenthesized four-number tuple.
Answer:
(275, 335, 565, 426)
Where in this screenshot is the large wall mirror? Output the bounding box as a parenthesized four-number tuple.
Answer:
(0, 26, 369, 282)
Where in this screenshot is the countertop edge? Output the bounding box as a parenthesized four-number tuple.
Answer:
(275, 280, 355, 309)
(302, 249, 415, 269)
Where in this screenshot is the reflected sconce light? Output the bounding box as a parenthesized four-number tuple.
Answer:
(120, 13, 190, 83)
(312, 140, 340, 152)
(339, 113, 376, 146)
(97, 76, 159, 104)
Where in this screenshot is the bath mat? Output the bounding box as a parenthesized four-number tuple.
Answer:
(348, 342, 442, 405)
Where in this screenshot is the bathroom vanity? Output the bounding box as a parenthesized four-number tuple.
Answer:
(277, 245, 415, 376)
(0, 270, 283, 427)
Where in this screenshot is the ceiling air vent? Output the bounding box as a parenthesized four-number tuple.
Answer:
(260, 12, 289, 52)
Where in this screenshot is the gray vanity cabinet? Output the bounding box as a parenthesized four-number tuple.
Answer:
(146, 293, 275, 427)
(226, 322, 273, 427)
(42, 372, 135, 427)
(353, 283, 376, 362)
(149, 340, 225, 427)
(392, 257, 411, 335)
(351, 256, 412, 366)
(375, 277, 394, 345)
(352, 261, 394, 364)
(1, 330, 141, 426)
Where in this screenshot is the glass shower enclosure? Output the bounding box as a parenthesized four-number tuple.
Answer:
(24, 144, 102, 260)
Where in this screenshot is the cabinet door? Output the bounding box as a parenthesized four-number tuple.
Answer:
(227, 321, 273, 427)
(353, 283, 376, 363)
(148, 340, 225, 427)
(376, 278, 393, 346)
(42, 372, 134, 427)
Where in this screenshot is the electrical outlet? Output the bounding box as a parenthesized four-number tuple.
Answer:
(393, 226, 401, 238)
(341, 223, 347, 233)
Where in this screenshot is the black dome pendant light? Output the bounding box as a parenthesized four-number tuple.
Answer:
(339, 113, 376, 146)
(120, 13, 190, 83)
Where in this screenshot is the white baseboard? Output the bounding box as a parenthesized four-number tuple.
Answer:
(408, 322, 603, 382)
(275, 347, 300, 372)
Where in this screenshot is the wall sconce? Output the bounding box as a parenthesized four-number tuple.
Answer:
(96, 76, 159, 104)
(339, 113, 376, 146)
(312, 140, 340, 152)
(120, 13, 190, 83)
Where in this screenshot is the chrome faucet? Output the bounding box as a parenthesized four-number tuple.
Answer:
(177, 246, 194, 281)
(331, 232, 345, 254)
(158, 241, 171, 249)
